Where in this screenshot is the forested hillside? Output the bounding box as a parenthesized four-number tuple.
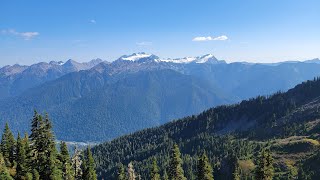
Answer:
(92, 78, 320, 179)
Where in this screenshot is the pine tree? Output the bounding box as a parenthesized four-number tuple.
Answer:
(197, 153, 214, 180)
(150, 157, 160, 180)
(1, 123, 16, 167)
(59, 142, 74, 180)
(0, 153, 13, 180)
(72, 147, 83, 180)
(15, 133, 29, 179)
(255, 148, 274, 180)
(168, 144, 186, 180)
(127, 162, 136, 180)
(117, 163, 126, 180)
(83, 146, 97, 180)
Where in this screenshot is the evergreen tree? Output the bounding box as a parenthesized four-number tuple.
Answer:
(32, 169, 40, 180)
(59, 142, 74, 180)
(232, 158, 241, 180)
(22, 132, 32, 178)
(1, 123, 16, 167)
(0, 153, 13, 180)
(72, 147, 83, 180)
(150, 157, 160, 180)
(83, 146, 97, 180)
(30, 112, 63, 180)
(163, 170, 169, 180)
(127, 162, 136, 180)
(197, 153, 214, 180)
(117, 163, 126, 180)
(15, 133, 29, 180)
(168, 144, 186, 180)
(255, 148, 274, 180)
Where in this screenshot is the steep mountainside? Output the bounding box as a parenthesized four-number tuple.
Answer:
(0, 69, 233, 141)
(92, 78, 320, 179)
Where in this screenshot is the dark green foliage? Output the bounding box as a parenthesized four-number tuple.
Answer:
(15, 133, 28, 179)
(117, 163, 126, 180)
(0, 153, 13, 180)
(59, 141, 74, 180)
(83, 146, 97, 180)
(168, 144, 186, 180)
(1, 123, 16, 167)
(255, 148, 274, 180)
(150, 158, 160, 180)
(29, 111, 63, 179)
(197, 153, 214, 180)
(232, 158, 241, 180)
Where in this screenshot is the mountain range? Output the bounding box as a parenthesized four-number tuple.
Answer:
(1, 53, 320, 142)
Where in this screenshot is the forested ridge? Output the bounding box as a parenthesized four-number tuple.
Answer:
(92, 78, 320, 179)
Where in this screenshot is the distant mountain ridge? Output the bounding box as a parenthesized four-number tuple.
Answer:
(0, 58, 103, 99)
(1, 53, 320, 142)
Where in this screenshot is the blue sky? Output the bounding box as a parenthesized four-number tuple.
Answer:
(0, 0, 319, 66)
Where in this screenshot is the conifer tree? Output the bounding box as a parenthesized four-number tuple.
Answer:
(30, 112, 63, 179)
(72, 147, 83, 180)
(0, 153, 13, 180)
(232, 158, 241, 180)
(83, 146, 97, 180)
(1, 123, 16, 167)
(163, 170, 169, 180)
(22, 132, 33, 178)
(197, 153, 214, 180)
(255, 148, 274, 180)
(59, 142, 74, 180)
(150, 157, 160, 180)
(117, 163, 126, 180)
(168, 144, 186, 180)
(15, 133, 28, 180)
(127, 162, 136, 180)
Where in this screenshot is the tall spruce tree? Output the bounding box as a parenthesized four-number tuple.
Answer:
(30, 111, 63, 180)
(59, 141, 74, 180)
(255, 148, 274, 180)
(168, 144, 186, 180)
(83, 146, 97, 180)
(1, 123, 16, 167)
(197, 153, 214, 180)
(150, 157, 160, 180)
(15, 133, 29, 179)
(117, 163, 126, 180)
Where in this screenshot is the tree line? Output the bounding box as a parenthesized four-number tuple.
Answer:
(115, 144, 274, 180)
(0, 111, 97, 180)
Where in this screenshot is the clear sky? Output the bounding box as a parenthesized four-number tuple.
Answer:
(0, 0, 319, 66)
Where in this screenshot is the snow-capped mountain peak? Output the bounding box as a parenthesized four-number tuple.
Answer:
(157, 54, 220, 64)
(120, 52, 153, 61)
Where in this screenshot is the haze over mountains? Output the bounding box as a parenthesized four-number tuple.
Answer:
(1, 53, 320, 142)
